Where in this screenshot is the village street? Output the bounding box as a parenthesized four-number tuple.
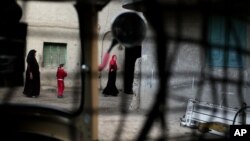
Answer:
(0, 86, 221, 141)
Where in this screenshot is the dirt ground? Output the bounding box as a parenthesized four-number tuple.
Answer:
(0, 86, 222, 141)
(98, 90, 225, 141)
(0, 86, 80, 112)
(99, 91, 201, 141)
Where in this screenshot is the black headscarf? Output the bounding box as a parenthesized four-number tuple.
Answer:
(26, 49, 37, 64)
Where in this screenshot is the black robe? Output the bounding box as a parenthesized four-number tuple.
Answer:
(103, 66, 119, 96)
(23, 51, 40, 97)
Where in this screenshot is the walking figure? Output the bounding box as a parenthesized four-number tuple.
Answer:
(103, 55, 119, 96)
(56, 64, 67, 98)
(23, 49, 40, 98)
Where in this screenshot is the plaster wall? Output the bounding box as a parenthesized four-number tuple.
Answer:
(18, 1, 81, 87)
(140, 12, 250, 113)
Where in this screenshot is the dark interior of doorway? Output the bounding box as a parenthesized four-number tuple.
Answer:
(124, 45, 141, 94)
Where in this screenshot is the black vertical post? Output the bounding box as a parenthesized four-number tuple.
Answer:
(0, 1, 26, 87)
(75, 1, 99, 140)
(241, 103, 247, 125)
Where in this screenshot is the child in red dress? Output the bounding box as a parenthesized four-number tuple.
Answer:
(56, 64, 67, 98)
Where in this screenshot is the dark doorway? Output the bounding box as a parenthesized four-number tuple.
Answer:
(124, 45, 141, 94)
(0, 23, 27, 87)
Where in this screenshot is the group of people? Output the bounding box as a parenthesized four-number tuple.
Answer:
(23, 49, 67, 98)
(23, 49, 120, 98)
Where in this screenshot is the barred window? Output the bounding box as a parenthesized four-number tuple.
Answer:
(43, 42, 67, 68)
(207, 16, 246, 68)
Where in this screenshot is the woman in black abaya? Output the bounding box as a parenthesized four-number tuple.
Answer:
(103, 55, 119, 96)
(23, 49, 40, 97)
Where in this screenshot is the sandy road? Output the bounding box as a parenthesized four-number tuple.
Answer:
(0, 86, 222, 141)
(0, 86, 81, 112)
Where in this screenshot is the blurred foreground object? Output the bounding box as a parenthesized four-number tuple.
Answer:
(0, 0, 26, 87)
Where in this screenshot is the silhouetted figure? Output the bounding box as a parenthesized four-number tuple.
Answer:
(56, 64, 67, 98)
(23, 50, 40, 97)
(103, 55, 119, 96)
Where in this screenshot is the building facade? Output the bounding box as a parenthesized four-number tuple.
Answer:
(18, 1, 83, 88)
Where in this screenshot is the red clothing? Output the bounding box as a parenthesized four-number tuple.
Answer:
(109, 55, 117, 72)
(103, 55, 119, 96)
(56, 67, 67, 96)
(57, 67, 67, 80)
